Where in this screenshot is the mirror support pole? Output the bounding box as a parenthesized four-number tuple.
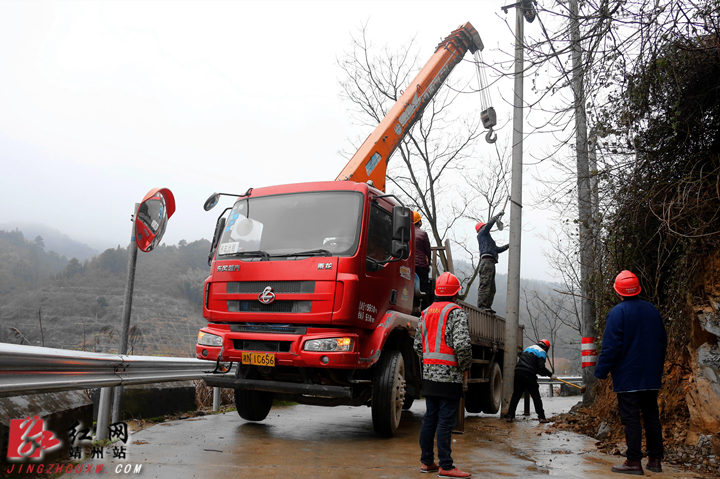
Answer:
(112, 203, 140, 424)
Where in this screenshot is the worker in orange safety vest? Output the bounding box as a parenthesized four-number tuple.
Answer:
(413, 272, 473, 478)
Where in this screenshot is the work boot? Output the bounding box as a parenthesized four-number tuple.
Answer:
(503, 414, 514, 422)
(538, 418, 551, 424)
(421, 463, 440, 474)
(646, 457, 662, 473)
(611, 460, 644, 475)
(438, 468, 472, 478)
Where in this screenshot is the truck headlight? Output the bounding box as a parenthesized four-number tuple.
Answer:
(304, 337, 354, 352)
(197, 331, 223, 347)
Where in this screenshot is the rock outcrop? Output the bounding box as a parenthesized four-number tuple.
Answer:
(687, 309, 720, 444)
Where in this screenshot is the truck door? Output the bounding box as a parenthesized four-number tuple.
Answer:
(359, 201, 413, 325)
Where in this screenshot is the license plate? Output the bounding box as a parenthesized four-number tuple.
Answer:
(241, 352, 275, 367)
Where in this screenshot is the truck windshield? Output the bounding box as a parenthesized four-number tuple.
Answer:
(216, 191, 363, 259)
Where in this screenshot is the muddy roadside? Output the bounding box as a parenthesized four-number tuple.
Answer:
(40, 396, 714, 478)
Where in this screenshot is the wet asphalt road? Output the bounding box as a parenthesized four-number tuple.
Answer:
(65, 397, 702, 479)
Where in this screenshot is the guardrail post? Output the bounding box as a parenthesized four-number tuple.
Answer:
(213, 387, 221, 412)
(96, 387, 112, 441)
(549, 382, 553, 397)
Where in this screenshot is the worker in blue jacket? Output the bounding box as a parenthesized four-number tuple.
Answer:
(503, 339, 557, 423)
(475, 213, 508, 313)
(595, 270, 667, 475)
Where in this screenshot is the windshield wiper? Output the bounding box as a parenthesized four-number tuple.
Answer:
(271, 249, 333, 258)
(233, 250, 270, 261)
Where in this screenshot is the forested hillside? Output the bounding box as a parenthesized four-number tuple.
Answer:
(0, 222, 99, 261)
(0, 229, 211, 357)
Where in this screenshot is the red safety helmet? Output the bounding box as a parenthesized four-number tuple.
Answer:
(538, 339, 550, 351)
(475, 221, 486, 233)
(412, 211, 422, 225)
(435, 272, 462, 297)
(614, 270, 641, 296)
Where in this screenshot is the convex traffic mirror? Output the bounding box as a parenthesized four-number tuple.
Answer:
(135, 188, 176, 252)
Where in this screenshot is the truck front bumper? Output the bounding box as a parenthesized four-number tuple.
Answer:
(195, 325, 364, 369)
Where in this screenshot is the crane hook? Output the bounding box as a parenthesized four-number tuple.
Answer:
(485, 127, 497, 144)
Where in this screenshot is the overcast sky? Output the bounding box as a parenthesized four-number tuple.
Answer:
(0, 0, 561, 282)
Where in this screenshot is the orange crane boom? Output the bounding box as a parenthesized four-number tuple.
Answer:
(336, 22, 484, 192)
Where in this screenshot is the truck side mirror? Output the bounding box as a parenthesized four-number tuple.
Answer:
(390, 239, 409, 260)
(390, 205, 411, 259)
(208, 216, 226, 266)
(204, 193, 221, 211)
(392, 206, 411, 241)
(135, 188, 175, 253)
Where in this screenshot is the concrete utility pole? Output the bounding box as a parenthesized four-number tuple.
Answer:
(501, 1, 530, 415)
(569, 0, 597, 403)
(111, 203, 140, 424)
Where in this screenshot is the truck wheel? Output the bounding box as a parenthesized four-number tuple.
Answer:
(234, 388, 273, 421)
(480, 362, 502, 414)
(372, 350, 406, 436)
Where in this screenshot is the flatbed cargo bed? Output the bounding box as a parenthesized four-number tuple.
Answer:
(457, 300, 524, 353)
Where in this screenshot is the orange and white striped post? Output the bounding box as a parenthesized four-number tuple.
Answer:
(581, 337, 597, 368)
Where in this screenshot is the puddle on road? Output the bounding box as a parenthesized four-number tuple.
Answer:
(459, 415, 613, 478)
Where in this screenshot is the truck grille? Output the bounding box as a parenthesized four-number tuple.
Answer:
(234, 340, 292, 352)
(226, 281, 315, 294)
(227, 300, 312, 313)
(230, 324, 307, 334)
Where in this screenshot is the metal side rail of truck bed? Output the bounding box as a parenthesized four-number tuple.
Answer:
(457, 300, 524, 353)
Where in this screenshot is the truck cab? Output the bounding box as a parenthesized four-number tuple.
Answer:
(198, 180, 420, 435)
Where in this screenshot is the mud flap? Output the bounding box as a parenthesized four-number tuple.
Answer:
(453, 371, 468, 434)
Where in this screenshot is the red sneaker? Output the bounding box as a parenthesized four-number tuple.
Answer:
(421, 463, 439, 473)
(438, 468, 472, 478)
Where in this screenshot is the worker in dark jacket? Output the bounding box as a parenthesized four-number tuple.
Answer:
(503, 339, 557, 423)
(413, 211, 433, 310)
(414, 272, 473, 478)
(475, 213, 508, 313)
(595, 270, 667, 475)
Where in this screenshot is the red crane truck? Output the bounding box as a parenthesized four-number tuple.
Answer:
(198, 22, 520, 436)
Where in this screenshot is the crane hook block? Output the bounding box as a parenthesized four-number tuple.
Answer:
(481, 107, 497, 130)
(486, 128, 497, 144)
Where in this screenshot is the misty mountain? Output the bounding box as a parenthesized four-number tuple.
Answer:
(0, 227, 211, 356)
(0, 222, 99, 261)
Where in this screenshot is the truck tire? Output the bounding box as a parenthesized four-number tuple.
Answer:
(480, 362, 502, 414)
(234, 388, 273, 422)
(372, 350, 406, 436)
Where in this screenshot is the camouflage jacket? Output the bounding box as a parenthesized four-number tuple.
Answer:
(413, 307, 473, 384)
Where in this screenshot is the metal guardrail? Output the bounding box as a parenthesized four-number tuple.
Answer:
(537, 376, 583, 397)
(537, 376, 582, 385)
(0, 343, 231, 398)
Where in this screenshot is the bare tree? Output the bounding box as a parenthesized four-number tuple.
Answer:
(338, 23, 509, 297)
(521, 287, 572, 374)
